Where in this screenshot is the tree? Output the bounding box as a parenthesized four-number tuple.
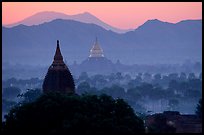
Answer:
(188, 73, 196, 80)
(135, 76, 142, 85)
(168, 73, 179, 81)
(108, 73, 116, 81)
(2, 93, 145, 134)
(20, 89, 42, 103)
(179, 72, 187, 82)
(152, 73, 161, 84)
(124, 74, 131, 82)
(115, 72, 123, 80)
(154, 73, 161, 80)
(195, 98, 202, 118)
(76, 81, 91, 94)
(91, 74, 107, 88)
(143, 72, 152, 83)
(78, 72, 89, 81)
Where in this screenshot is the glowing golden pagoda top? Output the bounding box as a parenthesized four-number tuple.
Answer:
(89, 37, 104, 58)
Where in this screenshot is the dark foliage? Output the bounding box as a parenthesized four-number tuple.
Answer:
(20, 89, 42, 103)
(2, 93, 145, 134)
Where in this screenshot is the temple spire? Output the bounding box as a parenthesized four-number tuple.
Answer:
(54, 40, 63, 61)
(43, 40, 75, 94)
(57, 40, 59, 45)
(89, 37, 104, 57)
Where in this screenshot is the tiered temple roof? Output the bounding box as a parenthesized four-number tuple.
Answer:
(78, 37, 115, 74)
(42, 40, 75, 94)
(89, 37, 104, 58)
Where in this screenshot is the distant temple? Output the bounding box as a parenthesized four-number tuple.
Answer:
(43, 40, 75, 94)
(79, 38, 115, 74)
(89, 37, 104, 58)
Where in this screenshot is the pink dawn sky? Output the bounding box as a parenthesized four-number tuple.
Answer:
(2, 2, 202, 29)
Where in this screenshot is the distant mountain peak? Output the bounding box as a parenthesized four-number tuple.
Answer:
(146, 19, 173, 24)
(2, 19, 201, 66)
(145, 19, 202, 25)
(3, 11, 131, 33)
(82, 11, 92, 15)
(148, 19, 160, 22)
(176, 19, 202, 25)
(34, 11, 62, 15)
(135, 19, 174, 30)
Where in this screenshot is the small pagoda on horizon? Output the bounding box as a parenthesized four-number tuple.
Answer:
(79, 37, 115, 74)
(42, 40, 75, 94)
(89, 37, 104, 58)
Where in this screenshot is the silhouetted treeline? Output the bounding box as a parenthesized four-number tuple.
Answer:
(2, 93, 145, 134)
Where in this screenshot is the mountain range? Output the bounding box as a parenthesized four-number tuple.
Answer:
(4, 11, 132, 33)
(2, 17, 202, 66)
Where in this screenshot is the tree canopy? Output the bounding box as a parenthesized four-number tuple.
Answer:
(2, 93, 145, 134)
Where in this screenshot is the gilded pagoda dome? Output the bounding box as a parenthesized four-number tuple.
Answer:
(89, 37, 104, 58)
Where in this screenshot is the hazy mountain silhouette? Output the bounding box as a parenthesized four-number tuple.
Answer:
(3, 11, 132, 33)
(2, 19, 202, 66)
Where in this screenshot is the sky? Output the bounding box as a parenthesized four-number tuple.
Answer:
(2, 2, 202, 29)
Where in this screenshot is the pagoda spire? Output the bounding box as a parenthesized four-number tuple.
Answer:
(89, 37, 104, 57)
(54, 40, 63, 62)
(43, 40, 75, 94)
